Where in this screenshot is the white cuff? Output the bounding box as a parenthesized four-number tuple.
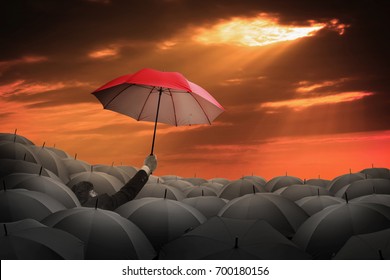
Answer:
(141, 165, 151, 175)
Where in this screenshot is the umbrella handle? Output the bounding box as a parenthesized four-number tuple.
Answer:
(150, 88, 163, 156)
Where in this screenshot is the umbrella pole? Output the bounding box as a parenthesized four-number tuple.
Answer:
(150, 87, 163, 155)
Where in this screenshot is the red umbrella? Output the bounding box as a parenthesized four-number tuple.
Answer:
(92, 68, 224, 155)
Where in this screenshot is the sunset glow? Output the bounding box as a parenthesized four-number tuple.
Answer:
(88, 48, 118, 58)
(193, 13, 328, 47)
(260, 91, 374, 112)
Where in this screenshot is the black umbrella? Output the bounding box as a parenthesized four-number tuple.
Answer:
(0, 188, 66, 223)
(218, 193, 309, 237)
(218, 179, 265, 200)
(359, 167, 390, 179)
(159, 217, 311, 260)
(264, 175, 303, 192)
(295, 195, 344, 216)
(0, 131, 34, 145)
(292, 202, 390, 259)
(333, 228, 390, 260)
(42, 207, 156, 259)
(29, 144, 70, 183)
(0, 159, 62, 181)
(274, 184, 331, 201)
(335, 178, 390, 200)
(135, 183, 185, 200)
(115, 197, 206, 250)
(0, 141, 40, 164)
(181, 196, 227, 219)
(1, 219, 84, 259)
(327, 172, 366, 194)
(4, 173, 80, 208)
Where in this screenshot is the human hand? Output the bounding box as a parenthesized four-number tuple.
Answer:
(143, 154, 157, 174)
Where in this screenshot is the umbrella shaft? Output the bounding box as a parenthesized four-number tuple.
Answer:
(151, 88, 163, 155)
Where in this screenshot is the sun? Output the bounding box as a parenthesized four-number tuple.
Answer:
(193, 13, 344, 47)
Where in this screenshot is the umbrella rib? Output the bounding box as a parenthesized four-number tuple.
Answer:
(137, 87, 155, 121)
(188, 92, 212, 125)
(168, 89, 178, 126)
(102, 83, 134, 109)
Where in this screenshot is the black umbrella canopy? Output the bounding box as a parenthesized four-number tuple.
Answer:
(0, 141, 40, 164)
(45, 146, 72, 159)
(115, 197, 207, 250)
(201, 182, 225, 192)
(92, 164, 131, 184)
(29, 145, 70, 183)
(0, 219, 84, 260)
(0, 159, 62, 181)
(241, 175, 267, 187)
(208, 178, 230, 186)
(218, 179, 265, 200)
(351, 194, 390, 207)
(335, 178, 390, 200)
(274, 184, 331, 201)
(264, 175, 303, 192)
(333, 228, 390, 260)
(181, 196, 227, 219)
(292, 202, 390, 259)
(185, 186, 217, 198)
(3, 173, 80, 208)
(218, 193, 309, 237)
(0, 189, 66, 223)
(359, 167, 390, 179)
(181, 177, 208, 186)
(42, 207, 156, 260)
(159, 217, 311, 260)
(0, 132, 34, 145)
(327, 172, 366, 194)
(117, 165, 139, 178)
(164, 179, 194, 192)
(305, 178, 331, 188)
(295, 195, 345, 216)
(160, 175, 182, 181)
(135, 183, 185, 200)
(62, 157, 91, 176)
(67, 171, 123, 195)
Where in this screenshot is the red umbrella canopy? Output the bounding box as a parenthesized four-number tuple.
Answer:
(92, 68, 225, 155)
(92, 68, 224, 126)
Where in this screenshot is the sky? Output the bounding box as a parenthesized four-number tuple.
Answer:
(1, 0, 389, 180)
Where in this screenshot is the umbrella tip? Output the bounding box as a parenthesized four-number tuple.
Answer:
(3, 224, 8, 236)
(234, 236, 239, 249)
(13, 129, 17, 142)
(74, 153, 77, 160)
(164, 188, 167, 199)
(349, 168, 352, 174)
(23, 153, 27, 161)
(42, 141, 46, 149)
(39, 165, 43, 176)
(201, 189, 204, 196)
(111, 161, 114, 167)
(95, 198, 99, 210)
(91, 165, 93, 172)
(3, 180, 6, 192)
(317, 188, 320, 196)
(304, 178, 306, 184)
(252, 185, 256, 194)
(378, 250, 384, 260)
(372, 163, 374, 168)
(345, 192, 349, 204)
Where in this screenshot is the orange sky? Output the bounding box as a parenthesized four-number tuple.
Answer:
(1, 1, 389, 181)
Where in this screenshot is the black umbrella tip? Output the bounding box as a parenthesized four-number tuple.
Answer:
(3, 180, 6, 191)
(345, 192, 349, 204)
(378, 250, 384, 260)
(164, 188, 167, 199)
(234, 236, 239, 249)
(3, 224, 8, 236)
(95, 198, 99, 210)
(39, 165, 43, 176)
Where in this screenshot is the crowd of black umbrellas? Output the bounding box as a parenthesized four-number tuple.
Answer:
(1, 132, 390, 260)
